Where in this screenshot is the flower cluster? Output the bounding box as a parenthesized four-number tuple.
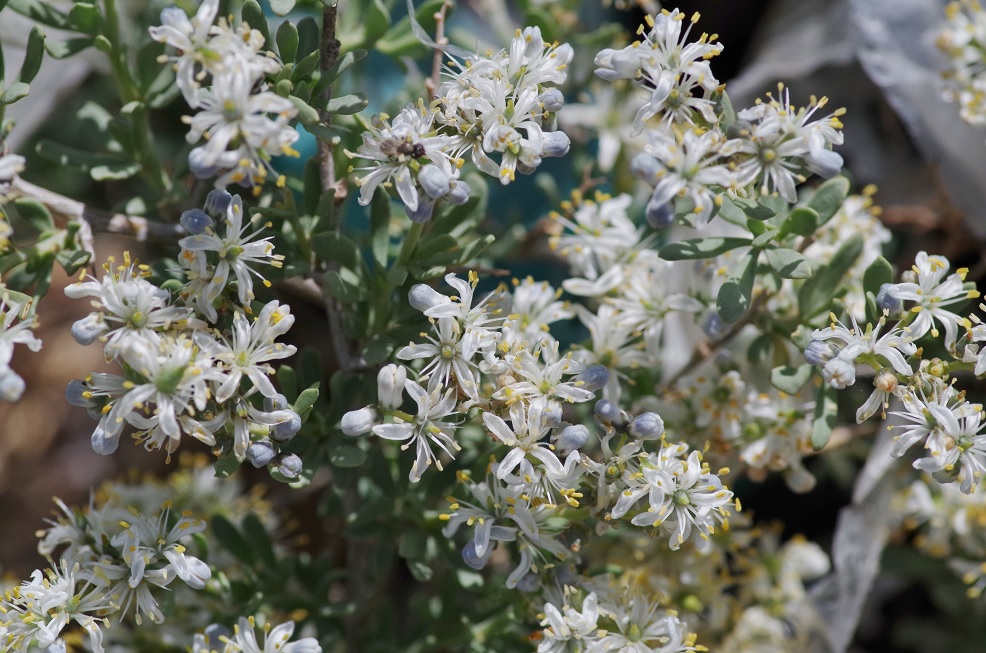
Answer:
(150, 0, 298, 188)
(65, 191, 300, 475)
(351, 26, 572, 221)
(939, 0, 986, 132)
(192, 616, 321, 653)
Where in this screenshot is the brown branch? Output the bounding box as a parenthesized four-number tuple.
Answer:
(425, 0, 454, 100)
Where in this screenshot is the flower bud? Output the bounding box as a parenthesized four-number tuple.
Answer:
(821, 356, 856, 389)
(703, 312, 727, 340)
(275, 453, 303, 479)
(418, 163, 452, 199)
(341, 406, 378, 435)
(246, 439, 277, 467)
(408, 284, 450, 313)
(645, 195, 675, 228)
(574, 364, 610, 393)
(542, 131, 571, 158)
(91, 424, 120, 455)
(555, 424, 590, 456)
(204, 624, 231, 645)
(804, 340, 840, 366)
(630, 153, 662, 182)
(188, 147, 221, 179)
(461, 541, 492, 570)
(377, 364, 407, 409)
(515, 572, 540, 592)
(71, 313, 107, 345)
(540, 88, 565, 112)
(271, 411, 302, 442)
(594, 399, 625, 428)
(264, 392, 290, 412)
(876, 283, 903, 314)
(540, 401, 564, 428)
(179, 208, 214, 235)
(805, 135, 843, 179)
(204, 188, 233, 217)
(0, 371, 25, 402)
(628, 412, 665, 440)
(405, 198, 436, 223)
(65, 379, 92, 407)
(447, 180, 471, 205)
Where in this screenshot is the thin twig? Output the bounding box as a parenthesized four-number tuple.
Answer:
(425, 0, 454, 100)
(7, 177, 184, 254)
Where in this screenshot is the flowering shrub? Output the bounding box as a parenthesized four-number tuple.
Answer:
(4, 1, 986, 651)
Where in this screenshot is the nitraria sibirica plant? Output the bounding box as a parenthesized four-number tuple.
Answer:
(4, 1, 986, 651)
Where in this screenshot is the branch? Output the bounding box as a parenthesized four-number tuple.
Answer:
(425, 1, 454, 100)
(7, 177, 184, 255)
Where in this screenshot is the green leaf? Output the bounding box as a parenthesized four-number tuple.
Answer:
(275, 20, 299, 63)
(362, 335, 393, 364)
(398, 529, 426, 560)
(319, 49, 367, 90)
(808, 176, 850, 226)
(370, 191, 391, 268)
(45, 37, 94, 59)
(312, 231, 360, 269)
(717, 90, 736, 134)
(293, 383, 320, 421)
(730, 196, 775, 221)
(291, 50, 320, 83)
(36, 140, 133, 174)
(750, 230, 779, 249)
(326, 92, 368, 115)
(329, 444, 367, 468)
(407, 560, 433, 582)
(780, 207, 819, 237)
(277, 365, 298, 400)
(658, 237, 751, 261)
(241, 514, 277, 568)
(325, 267, 366, 303)
(748, 333, 773, 364)
(716, 280, 747, 324)
(18, 26, 45, 84)
(811, 384, 838, 450)
(764, 248, 812, 279)
(862, 255, 894, 296)
(288, 95, 320, 126)
(771, 364, 813, 394)
(0, 82, 29, 105)
(211, 516, 254, 564)
(240, 0, 270, 46)
(364, 0, 391, 47)
(375, 0, 445, 56)
(7, 199, 53, 231)
(798, 235, 864, 319)
(8, 0, 69, 29)
(415, 234, 458, 259)
(55, 249, 91, 276)
(313, 187, 337, 235)
(67, 3, 101, 35)
(269, 0, 296, 17)
(296, 17, 320, 60)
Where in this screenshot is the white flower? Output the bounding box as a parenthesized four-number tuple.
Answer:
(537, 592, 601, 653)
(810, 313, 916, 388)
(221, 617, 322, 653)
(371, 378, 460, 481)
(886, 251, 977, 348)
(495, 345, 594, 413)
(596, 593, 697, 653)
(550, 193, 642, 282)
(0, 294, 41, 401)
(501, 277, 573, 351)
(351, 104, 451, 211)
(572, 304, 648, 403)
(397, 316, 481, 397)
(179, 193, 284, 320)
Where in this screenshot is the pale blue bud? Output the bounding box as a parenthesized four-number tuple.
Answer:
(630, 153, 662, 181)
(645, 195, 675, 228)
(203, 188, 233, 217)
(594, 399, 625, 428)
(461, 541, 491, 570)
(275, 453, 303, 479)
(876, 283, 903, 313)
(180, 208, 214, 235)
(405, 198, 436, 223)
(515, 572, 540, 592)
(204, 625, 231, 646)
(271, 411, 302, 442)
(418, 164, 451, 199)
(188, 147, 220, 179)
(447, 180, 471, 205)
(264, 392, 289, 412)
(91, 425, 120, 455)
(65, 379, 91, 407)
(543, 402, 564, 428)
(409, 284, 449, 313)
(555, 424, 590, 456)
(574, 364, 610, 393)
(542, 131, 570, 158)
(246, 439, 277, 467)
(703, 312, 727, 340)
(71, 313, 107, 345)
(804, 340, 840, 366)
(628, 412, 665, 439)
(341, 406, 378, 435)
(541, 88, 565, 112)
